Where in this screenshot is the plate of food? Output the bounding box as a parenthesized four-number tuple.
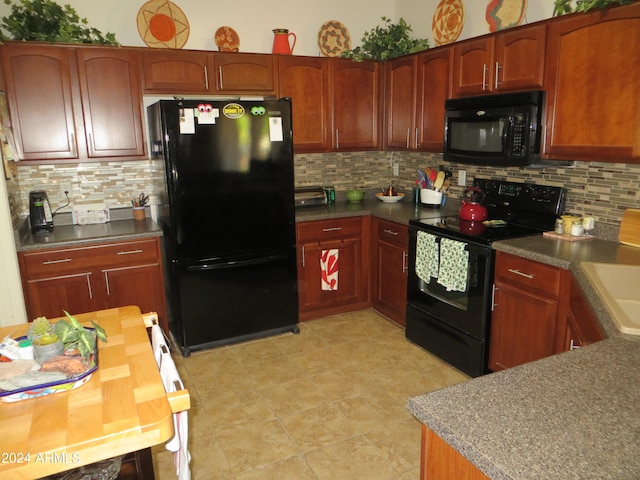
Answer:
(376, 192, 405, 203)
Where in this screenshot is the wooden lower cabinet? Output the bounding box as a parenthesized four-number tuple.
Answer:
(296, 217, 370, 321)
(371, 218, 408, 326)
(564, 275, 605, 350)
(18, 237, 167, 333)
(421, 425, 489, 480)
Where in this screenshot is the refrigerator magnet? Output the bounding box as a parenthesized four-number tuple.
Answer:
(269, 117, 284, 142)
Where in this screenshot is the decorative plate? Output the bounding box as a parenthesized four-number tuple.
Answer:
(318, 20, 351, 57)
(376, 192, 405, 203)
(432, 0, 465, 46)
(486, 0, 527, 32)
(215, 26, 240, 52)
(137, 0, 190, 49)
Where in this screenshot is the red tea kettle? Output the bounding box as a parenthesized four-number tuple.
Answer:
(272, 28, 296, 55)
(459, 187, 488, 221)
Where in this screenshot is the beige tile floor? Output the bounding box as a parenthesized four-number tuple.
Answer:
(152, 309, 468, 480)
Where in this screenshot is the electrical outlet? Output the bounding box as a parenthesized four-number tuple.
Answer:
(59, 181, 72, 198)
(458, 170, 467, 186)
(392, 163, 399, 177)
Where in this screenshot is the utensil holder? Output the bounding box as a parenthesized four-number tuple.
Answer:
(133, 207, 146, 221)
(420, 189, 442, 207)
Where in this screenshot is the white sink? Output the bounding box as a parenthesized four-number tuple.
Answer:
(581, 262, 640, 335)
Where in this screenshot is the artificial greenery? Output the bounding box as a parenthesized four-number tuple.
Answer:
(342, 17, 429, 61)
(0, 0, 118, 45)
(54, 310, 107, 360)
(553, 0, 636, 16)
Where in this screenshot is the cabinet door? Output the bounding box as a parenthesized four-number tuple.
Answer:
(103, 263, 166, 318)
(372, 220, 408, 326)
(278, 56, 331, 152)
(493, 24, 545, 92)
(415, 48, 452, 152)
(331, 59, 381, 150)
(452, 38, 494, 97)
(384, 56, 417, 150)
(142, 50, 213, 93)
(214, 53, 276, 93)
(76, 48, 146, 158)
(488, 282, 558, 371)
(23, 272, 98, 320)
(544, 3, 640, 162)
(298, 237, 362, 314)
(1, 44, 80, 160)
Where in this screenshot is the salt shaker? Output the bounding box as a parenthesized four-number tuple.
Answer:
(554, 218, 564, 234)
(570, 220, 584, 237)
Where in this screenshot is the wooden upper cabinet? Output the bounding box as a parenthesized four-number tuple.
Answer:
(453, 24, 545, 96)
(415, 47, 452, 152)
(214, 53, 276, 93)
(543, 3, 640, 162)
(278, 56, 331, 152)
(76, 48, 146, 158)
(142, 50, 213, 93)
(1, 44, 80, 160)
(385, 56, 417, 150)
(331, 58, 382, 150)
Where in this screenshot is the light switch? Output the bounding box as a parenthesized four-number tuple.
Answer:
(458, 170, 466, 186)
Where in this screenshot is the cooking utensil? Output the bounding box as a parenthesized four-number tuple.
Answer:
(434, 171, 445, 191)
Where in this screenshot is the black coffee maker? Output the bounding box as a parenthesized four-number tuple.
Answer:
(29, 190, 54, 234)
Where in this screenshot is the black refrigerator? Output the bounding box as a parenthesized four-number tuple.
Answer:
(148, 99, 299, 356)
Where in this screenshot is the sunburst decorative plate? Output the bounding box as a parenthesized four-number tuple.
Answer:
(486, 0, 528, 32)
(318, 20, 351, 57)
(432, 0, 465, 46)
(137, 0, 190, 49)
(215, 26, 240, 52)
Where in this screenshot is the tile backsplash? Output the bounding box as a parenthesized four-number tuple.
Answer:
(10, 152, 640, 233)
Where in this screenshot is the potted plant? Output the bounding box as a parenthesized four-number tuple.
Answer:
(341, 17, 429, 61)
(0, 0, 118, 45)
(28, 316, 64, 363)
(553, 0, 636, 16)
(54, 311, 108, 361)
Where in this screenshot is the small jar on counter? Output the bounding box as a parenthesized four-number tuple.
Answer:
(554, 218, 564, 234)
(18, 339, 34, 360)
(571, 220, 585, 237)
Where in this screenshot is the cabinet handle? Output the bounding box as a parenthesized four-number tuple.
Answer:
(86, 274, 93, 300)
(42, 258, 72, 265)
(204, 65, 209, 90)
(482, 64, 488, 91)
(300, 245, 305, 268)
(335, 129, 339, 149)
(491, 284, 497, 311)
(402, 251, 408, 273)
(507, 268, 534, 279)
(383, 229, 399, 236)
(104, 271, 110, 296)
(415, 128, 420, 149)
(117, 249, 144, 255)
(494, 62, 501, 89)
(322, 227, 342, 232)
(406, 128, 410, 149)
(218, 66, 223, 90)
(69, 133, 77, 157)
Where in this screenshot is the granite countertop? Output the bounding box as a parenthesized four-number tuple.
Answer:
(409, 234, 640, 480)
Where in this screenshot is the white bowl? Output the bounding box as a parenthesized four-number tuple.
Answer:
(420, 189, 442, 206)
(376, 192, 405, 203)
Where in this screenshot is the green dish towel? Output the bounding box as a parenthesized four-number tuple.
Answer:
(415, 231, 439, 283)
(437, 238, 469, 292)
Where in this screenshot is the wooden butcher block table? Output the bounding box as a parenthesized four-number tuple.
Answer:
(0, 306, 175, 480)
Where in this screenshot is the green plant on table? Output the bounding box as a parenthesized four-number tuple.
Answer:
(341, 17, 429, 61)
(553, 0, 636, 16)
(54, 311, 108, 361)
(0, 0, 119, 45)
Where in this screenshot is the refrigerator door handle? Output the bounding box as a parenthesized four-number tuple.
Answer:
(186, 252, 289, 271)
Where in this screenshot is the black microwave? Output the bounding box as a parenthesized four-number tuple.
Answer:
(444, 90, 545, 167)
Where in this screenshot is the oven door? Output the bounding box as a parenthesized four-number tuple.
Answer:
(406, 227, 494, 340)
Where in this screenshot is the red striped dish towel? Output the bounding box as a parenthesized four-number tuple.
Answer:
(321, 249, 339, 290)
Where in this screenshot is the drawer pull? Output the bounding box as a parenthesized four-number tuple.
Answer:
(507, 268, 534, 279)
(402, 251, 408, 273)
(117, 249, 144, 255)
(322, 227, 342, 232)
(42, 258, 72, 265)
(383, 229, 399, 236)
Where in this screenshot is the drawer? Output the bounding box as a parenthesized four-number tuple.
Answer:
(376, 219, 408, 248)
(297, 217, 362, 242)
(20, 238, 161, 278)
(494, 252, 561, 298)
